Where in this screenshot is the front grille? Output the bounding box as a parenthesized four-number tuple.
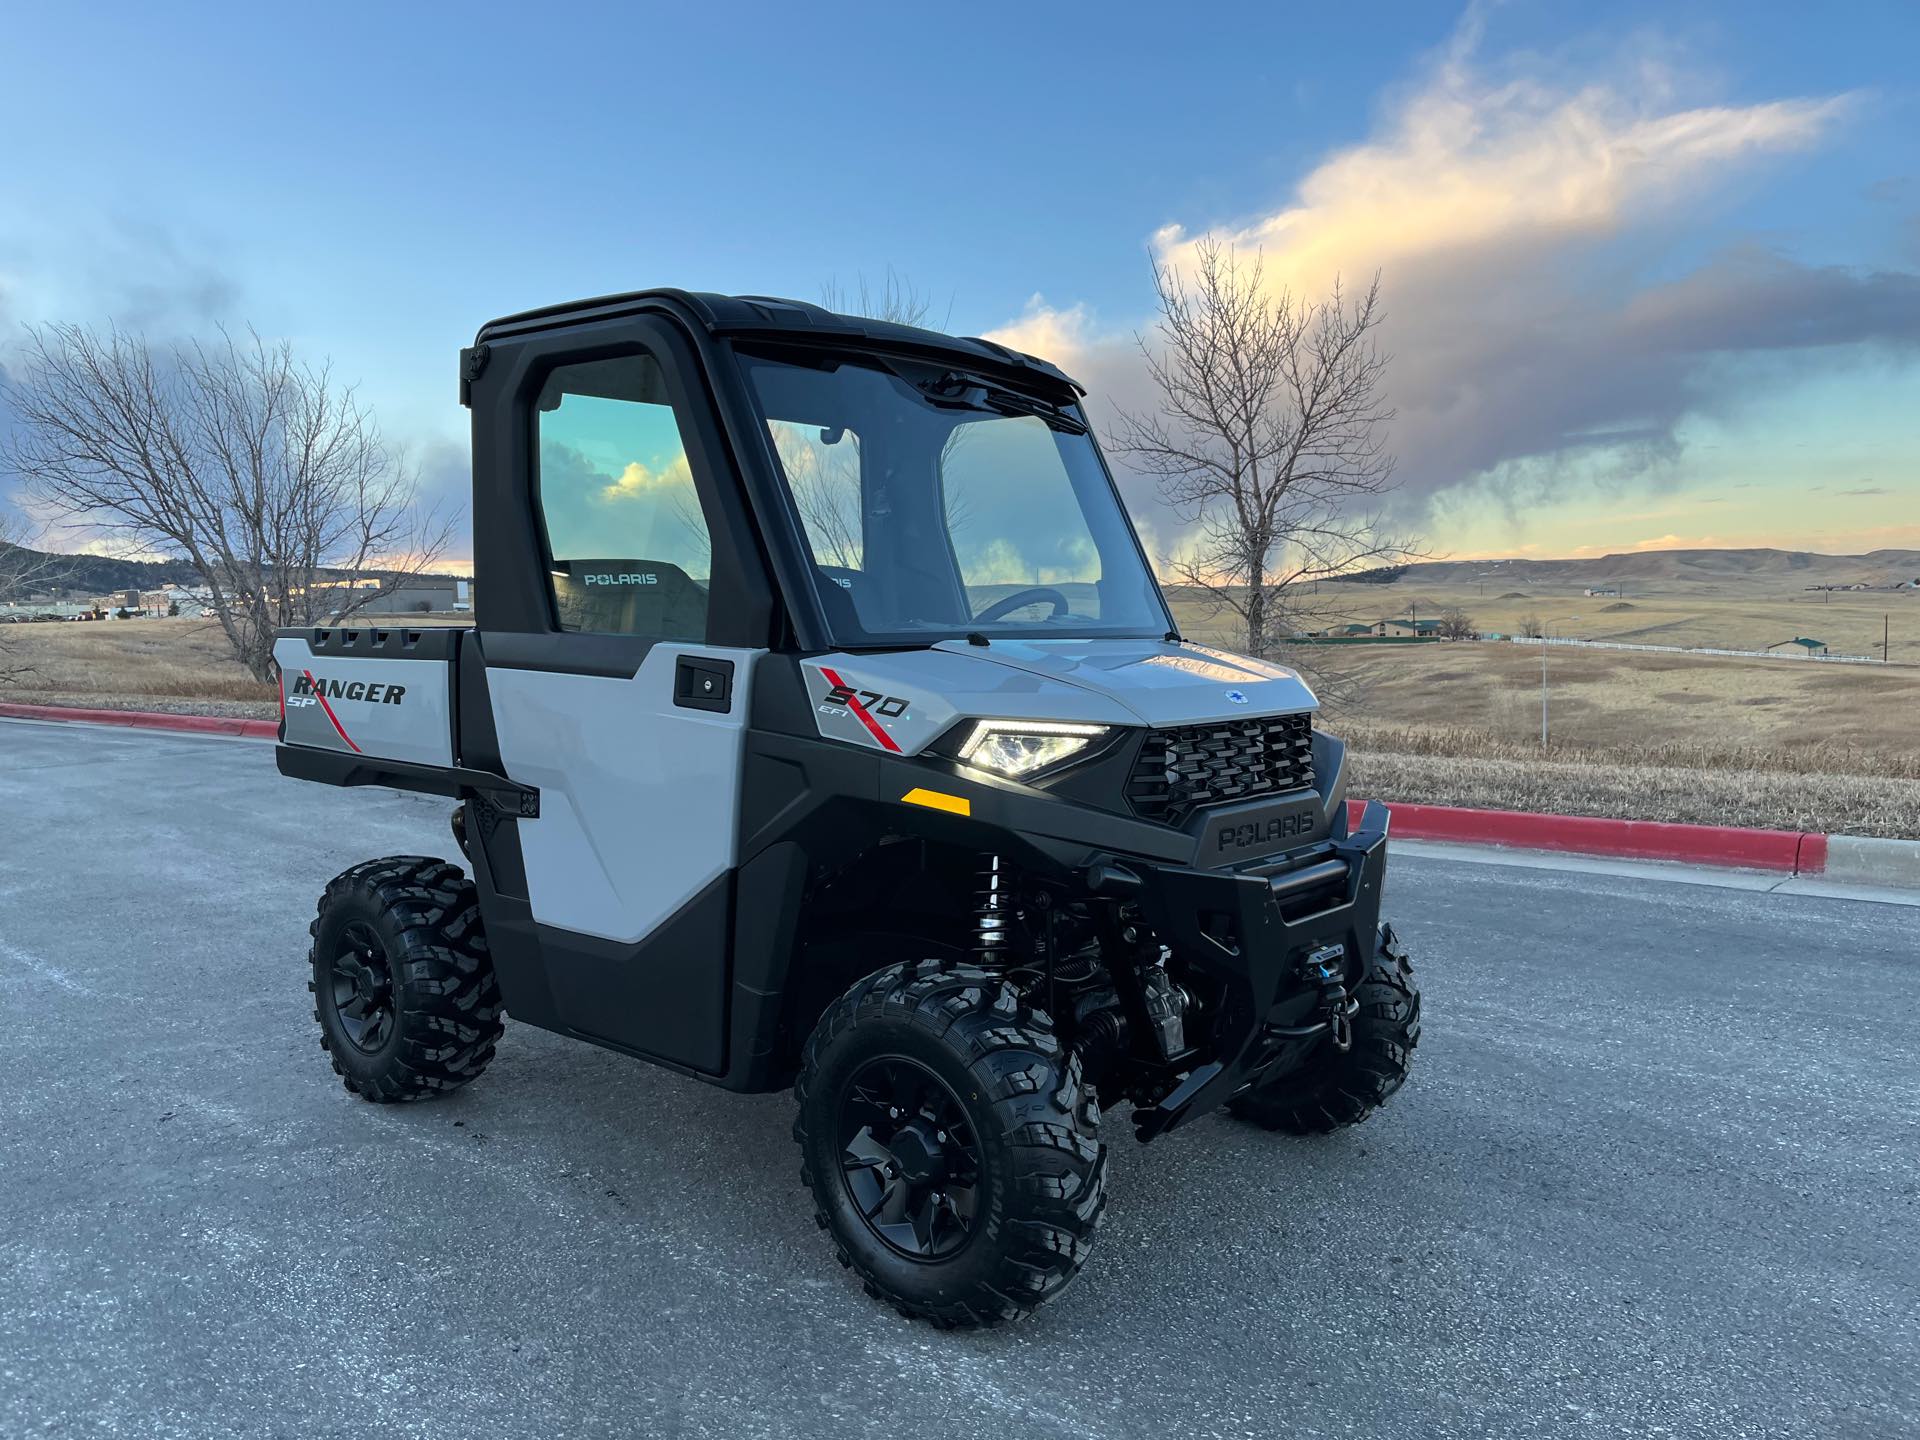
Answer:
(1126, 714, 1314, 826)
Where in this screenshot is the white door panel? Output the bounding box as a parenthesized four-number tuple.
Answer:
(487, 645, 759, 944)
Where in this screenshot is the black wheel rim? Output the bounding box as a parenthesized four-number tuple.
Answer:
(330, 921, 396, 1055)
(837, 1056, 983, 1262)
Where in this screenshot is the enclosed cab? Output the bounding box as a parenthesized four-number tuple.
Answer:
(275, 290, 1418, 1326)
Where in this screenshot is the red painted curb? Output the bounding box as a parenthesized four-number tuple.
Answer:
(1349, 798, 1821, 873)
(1795, 832, 1830, 876)
(0, 700, 277, 740)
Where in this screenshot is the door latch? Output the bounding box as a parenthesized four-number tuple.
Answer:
(674, 656, 734, 713)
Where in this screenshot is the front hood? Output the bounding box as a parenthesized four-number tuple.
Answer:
(929, 637, 1318, 729)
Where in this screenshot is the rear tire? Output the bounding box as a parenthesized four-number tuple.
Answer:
(308, 856, 504, 1103)
(1228, 924, 1419, 1134)
(794, 961, 1106, 1328)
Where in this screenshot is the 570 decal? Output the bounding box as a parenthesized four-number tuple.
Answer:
(821, 682, 910, 719)
(814, 665, 910, 754)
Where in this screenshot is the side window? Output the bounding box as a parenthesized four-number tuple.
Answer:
(534, 354, 712, 638)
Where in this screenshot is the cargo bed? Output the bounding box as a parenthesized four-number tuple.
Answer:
(273, 627, 536, 814)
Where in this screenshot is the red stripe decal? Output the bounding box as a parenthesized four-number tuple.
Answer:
(819, 666, 901, 753)
(303, 670, 362, 754)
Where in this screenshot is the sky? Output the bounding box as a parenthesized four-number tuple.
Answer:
(1, 0, 1916, 567)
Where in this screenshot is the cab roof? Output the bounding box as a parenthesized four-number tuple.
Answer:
(474, 287, 1082, 395)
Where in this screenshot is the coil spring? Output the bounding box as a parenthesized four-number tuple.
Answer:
(974, 854, 1010, 964)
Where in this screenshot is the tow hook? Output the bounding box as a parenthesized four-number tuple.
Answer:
(1305, 944, 1356, 1053)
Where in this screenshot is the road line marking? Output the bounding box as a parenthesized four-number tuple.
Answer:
(0, 939, 96, 995)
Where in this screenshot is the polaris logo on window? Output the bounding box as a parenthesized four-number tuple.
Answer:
(583, 572, 659, 587)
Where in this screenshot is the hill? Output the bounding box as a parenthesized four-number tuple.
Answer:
(0, 541, 201, 596)
(1339, 548, 1920, 592)
(2, 541, 471, 599)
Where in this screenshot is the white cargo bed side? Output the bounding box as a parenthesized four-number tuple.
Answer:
(273, 627, 458, 769)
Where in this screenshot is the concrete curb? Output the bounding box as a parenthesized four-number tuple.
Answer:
(1822, 834, 1920, 890)
(3, 700, 1914, 889)
(0, 700, 278, 740)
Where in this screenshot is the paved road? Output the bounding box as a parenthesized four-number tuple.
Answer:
(2, 720, 1915, 1439)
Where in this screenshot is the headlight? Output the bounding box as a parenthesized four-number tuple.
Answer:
(957, 720, 1109, 778)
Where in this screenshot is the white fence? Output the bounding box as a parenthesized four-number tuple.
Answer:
(1505, 636, 1883, 665)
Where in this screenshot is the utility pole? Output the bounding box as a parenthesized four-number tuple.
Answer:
(1541, 638, 1548, 746)
(1886, 614, 1891, 664)
(1541, 615, 1581, 747)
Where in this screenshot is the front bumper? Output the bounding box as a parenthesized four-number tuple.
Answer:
(1126, 799, 1391, 1141)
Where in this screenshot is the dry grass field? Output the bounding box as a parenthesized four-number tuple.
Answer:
(1319, 646, 1920, 838)
(0, 618, 277, 715)
(1173, 578, 1919, 661)
(1329, 641, 1920, 762)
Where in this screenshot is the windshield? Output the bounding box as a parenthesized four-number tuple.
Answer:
(739, 349, 1171, 647)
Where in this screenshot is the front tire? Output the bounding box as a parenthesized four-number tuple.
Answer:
(1229, 924, 1419, 1134)
(794, 962, 1106, 1327)
(308, 856, 504, 1103)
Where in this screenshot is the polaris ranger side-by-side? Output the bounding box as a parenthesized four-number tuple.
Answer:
(275, 290, 1420, 1326)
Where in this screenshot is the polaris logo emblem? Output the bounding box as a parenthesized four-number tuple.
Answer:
(584, 572, 658, 586)
(1225, 690, 1249, 705)
(1218, 811, 1314, 853)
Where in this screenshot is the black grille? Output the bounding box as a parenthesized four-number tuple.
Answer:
(1126, 714, 1314, 826)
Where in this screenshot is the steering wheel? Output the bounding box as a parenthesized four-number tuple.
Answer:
(973, 586, 1069, 623)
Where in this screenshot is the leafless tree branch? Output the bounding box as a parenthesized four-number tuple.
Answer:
(0, 516, 68, 682)
(1, 323, 452, 681)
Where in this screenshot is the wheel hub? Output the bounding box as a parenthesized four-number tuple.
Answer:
(330, 922, 396, 1055)
(887, 1122, 944, 1184)
(837, 1057, 982, 1261)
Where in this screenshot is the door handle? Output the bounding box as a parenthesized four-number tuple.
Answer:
(674, 656, 734, 713)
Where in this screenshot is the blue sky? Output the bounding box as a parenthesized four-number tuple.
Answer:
(2, 0, 1916, 562)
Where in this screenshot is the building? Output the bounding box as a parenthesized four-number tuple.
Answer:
(306, 576, 471, 617)
(353, 577, 472, 615)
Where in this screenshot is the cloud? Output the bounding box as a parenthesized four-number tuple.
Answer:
(984, 297, 1095, 369)
(599, 452, 694, 503)
(991, 17, 1920, 556)
(1153, 74, 1845, 305)
(1837, 484, 1891, 496)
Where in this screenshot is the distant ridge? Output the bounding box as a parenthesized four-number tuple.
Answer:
(0, 541, 200, 595)
(0, 541, 470, 597)
(1338, 547, 1920, 588)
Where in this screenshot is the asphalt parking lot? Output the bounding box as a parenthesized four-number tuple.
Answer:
(2, 719, 1915, 1439)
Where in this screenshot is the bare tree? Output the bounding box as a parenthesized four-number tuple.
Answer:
(1437, 606, 1476, 641)
(1110, 238, 1419, 665)
(3, 324, 451, 681)
(1518, 612, 1545, 639)
(0, 515, 65, 683)
(820, 268, 949, 329)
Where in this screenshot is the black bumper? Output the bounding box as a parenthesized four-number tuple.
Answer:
(1127, 799, 1391, 1141)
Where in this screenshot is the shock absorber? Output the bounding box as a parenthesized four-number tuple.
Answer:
(974, 853, 1010, 964)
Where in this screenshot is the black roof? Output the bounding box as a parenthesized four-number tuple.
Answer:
(474, 288, 1081, 394)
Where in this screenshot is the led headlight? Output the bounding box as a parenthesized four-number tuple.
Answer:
(956, 720, 1109, 778)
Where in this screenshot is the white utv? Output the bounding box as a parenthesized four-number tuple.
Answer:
(275, 290, 1419, 1327)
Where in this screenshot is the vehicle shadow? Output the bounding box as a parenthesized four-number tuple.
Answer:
(391, 1019, 1446, 1350)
